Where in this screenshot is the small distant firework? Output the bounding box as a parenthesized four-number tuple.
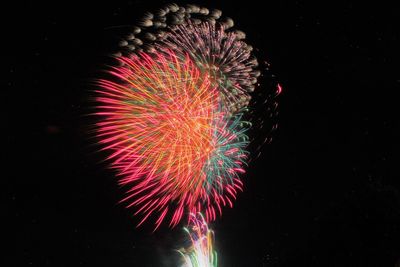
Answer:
(178, 213, 217, 267)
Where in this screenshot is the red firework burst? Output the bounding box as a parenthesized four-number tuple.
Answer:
(95, 51, 247, 229)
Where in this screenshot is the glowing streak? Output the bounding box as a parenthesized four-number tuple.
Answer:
(178, 213, 217, 267)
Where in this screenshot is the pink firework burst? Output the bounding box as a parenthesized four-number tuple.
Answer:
(95, 51, 248, 230)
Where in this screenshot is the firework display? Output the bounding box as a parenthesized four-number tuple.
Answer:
(94, 3, 281, 266)
(96, 3, 277, 231)
(178, 213, 217, 267)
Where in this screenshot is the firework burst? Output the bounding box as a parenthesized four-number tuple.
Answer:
(96, 51, 248, 229)
(118, 3, 259, 114)
(93, 3, 280, 232)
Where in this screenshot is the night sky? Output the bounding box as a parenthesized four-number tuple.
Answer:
(7, 1, 400, 266)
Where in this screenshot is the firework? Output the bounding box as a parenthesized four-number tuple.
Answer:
(158, 21, 258, 114)
(178, 213, 217, 267)
(96, 51, 248, 229)
(94, 3, 280, 231)
(118, 3, 259, 114)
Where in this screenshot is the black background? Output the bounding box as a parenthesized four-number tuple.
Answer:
(6, 1, 400, 266)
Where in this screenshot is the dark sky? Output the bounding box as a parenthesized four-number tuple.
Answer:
(7, 1, 400, 266)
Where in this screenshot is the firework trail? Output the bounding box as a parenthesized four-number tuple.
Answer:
(178, 213, 217, 267)
(95, 3, 279, 229)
